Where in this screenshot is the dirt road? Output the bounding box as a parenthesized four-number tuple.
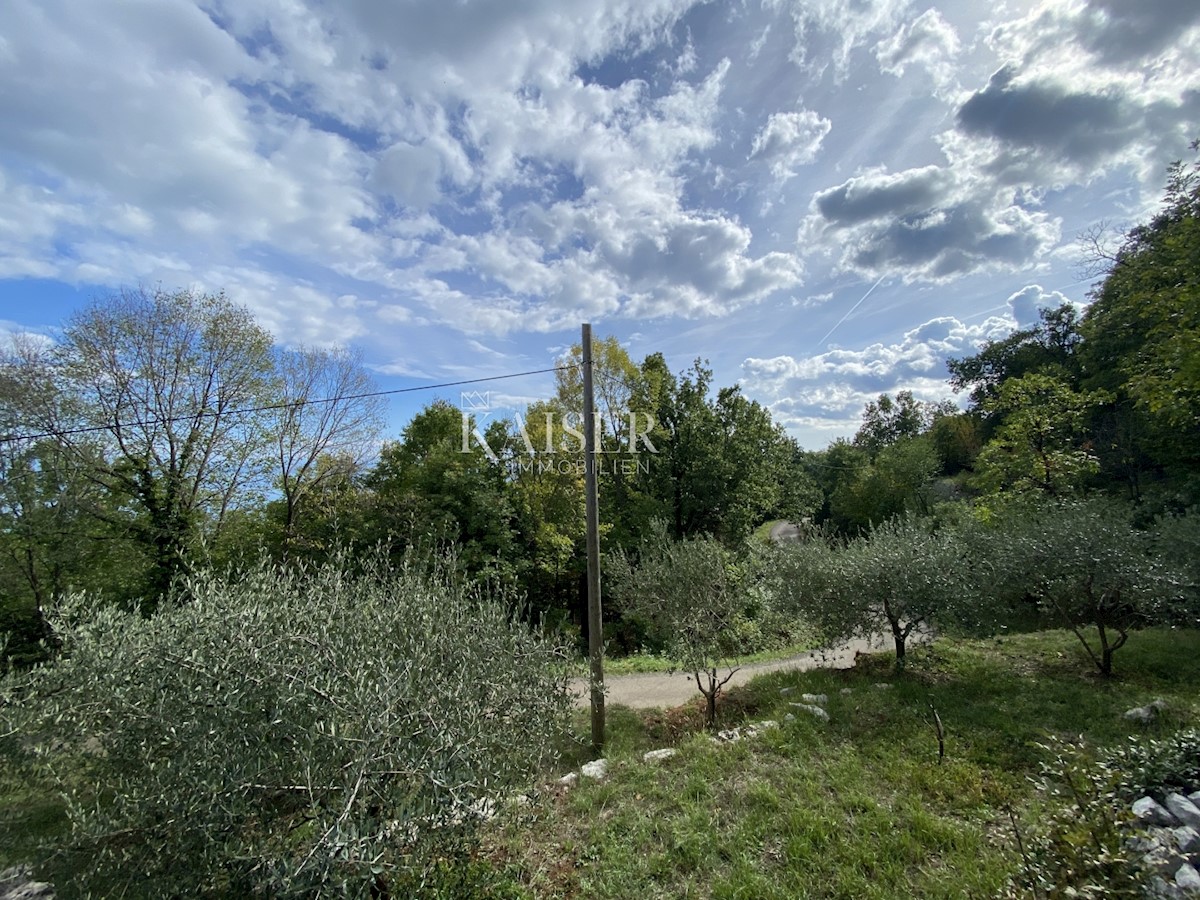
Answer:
(569, 632, 907, 709)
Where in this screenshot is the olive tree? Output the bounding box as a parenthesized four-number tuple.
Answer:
(606, 523, 750, 728)
(773, 517, 981, 672)
(985, 498, 1190, 676)
(2, 555, 571, 897)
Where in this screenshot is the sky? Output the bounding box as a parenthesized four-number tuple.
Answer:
(1, 0, 1197, 448)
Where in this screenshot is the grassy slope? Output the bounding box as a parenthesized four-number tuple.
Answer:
(5, 628, 1198, 897)
(488, 628, 1200, 898)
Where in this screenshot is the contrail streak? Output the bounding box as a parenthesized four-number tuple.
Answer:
(814, 275, 885, 350)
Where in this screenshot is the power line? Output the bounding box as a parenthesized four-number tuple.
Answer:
(1, 364, 579, 445)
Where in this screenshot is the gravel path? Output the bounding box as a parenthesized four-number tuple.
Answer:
(569, 631, 918, 709)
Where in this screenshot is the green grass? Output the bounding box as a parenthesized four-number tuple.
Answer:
(486, 628, 1200, 898)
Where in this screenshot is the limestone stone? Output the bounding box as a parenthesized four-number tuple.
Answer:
(0, 867, 53, 900)
(1135, 796, 1177, 826)
(1176, 862, 1200, 891)
(581, 759, 609, 780)
(801, 693, 828, 705)
(1172, 826, 1200, 854)
(1125, 706, 1157, 723)
(789, 702, 829, 721)
(1166, 794, 1200, 830)
(643, 748, 678, 764)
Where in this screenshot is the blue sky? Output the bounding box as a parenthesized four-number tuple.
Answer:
(1, 0, 1197, 447)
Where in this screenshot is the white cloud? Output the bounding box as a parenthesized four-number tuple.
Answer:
(764, 0, 912, 79)
(739, 286, 1072, 435)
(874, 7, 960, 89)
(801, 164, 1061, 281)
(750, 109, 832, 180)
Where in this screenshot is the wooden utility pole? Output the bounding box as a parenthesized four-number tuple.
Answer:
(582, 323, 605, 750)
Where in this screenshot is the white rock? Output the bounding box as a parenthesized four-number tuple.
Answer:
(839, 688, 853, 696)
(467, 798, 497, 821)
(581, 759, 609, 780)
(801, 693, 828, 706)
(1166, 794, 1200, 829)
(1125, 706, 1157, 723)
(0, 867, 54, 900)
(1172, 825, 1200, 854)
(789, 702, 829, 721)
(1135, 796, 1178, 826)
(1151, 698, 1169, 711)
(558, 772, 578, 787)
(1147, 875, 1183, 899)
(1189, 790, 1200, 806)
(643, 748, 678, 764)
(784, 713, 795, 722)
(1177, 862, 1200, 890)
(749, 719, 779, 732)
(873, 683, 892, 690)
(716, 728, 742, 743)
(780, 687, 795, 696)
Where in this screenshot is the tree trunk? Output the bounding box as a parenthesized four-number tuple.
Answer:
(883, 597, 906, 673)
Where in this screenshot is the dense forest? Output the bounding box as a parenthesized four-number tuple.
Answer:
(2, 146, 1199, 667)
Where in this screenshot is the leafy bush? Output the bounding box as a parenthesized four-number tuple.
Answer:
(1007, 737, 1142, 899)
(1155, 508, 1200, 610)
(2, 555, 570, 897)
(1008, 730, 1200, 898)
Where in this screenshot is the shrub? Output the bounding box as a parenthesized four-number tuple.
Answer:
(1007, 730, 1200, 898)
(2, 555, 570, 897)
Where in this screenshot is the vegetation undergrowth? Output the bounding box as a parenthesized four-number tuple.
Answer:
(483, 627, 1200, 898)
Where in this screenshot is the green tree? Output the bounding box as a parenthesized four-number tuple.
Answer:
(853, 390, 929, 460)
(364, 400, 517, 582)
(983, 499, 1190, 676)
(6, 288, 277, 609)
(607, 523, 751, 728)
(507, 398, 588, 624)
(928, 410, 984, 475)
(972, 374, 1107, 497)
(773, 516, 976, 672)
(641, 360, 815, 542)
(1080, 141, 1200, 487)
(830, 435, 941, 532)
(948, 304, 1083, 410)
(272, 346, 383, 561)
